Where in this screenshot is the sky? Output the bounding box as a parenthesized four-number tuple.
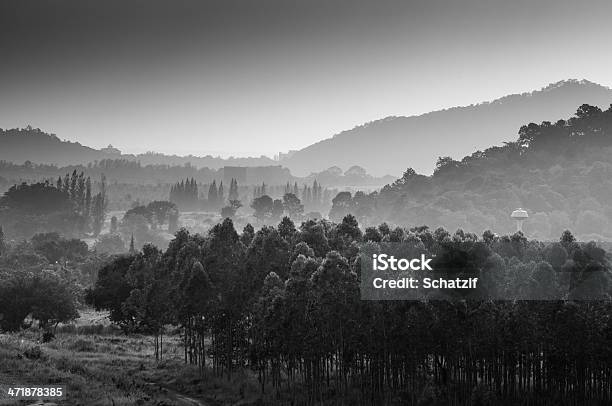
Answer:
(1, 0, 612, 158)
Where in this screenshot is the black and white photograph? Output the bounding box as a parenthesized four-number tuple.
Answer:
(1, 1, 612, 405)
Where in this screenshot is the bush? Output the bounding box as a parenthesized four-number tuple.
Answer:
(23, 345, 43, 360)
(0, 269, 79, 332)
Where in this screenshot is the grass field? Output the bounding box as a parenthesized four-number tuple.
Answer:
(0, 310, 262, 406)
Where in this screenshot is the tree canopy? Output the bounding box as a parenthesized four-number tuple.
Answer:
(86, 215, 612, 404)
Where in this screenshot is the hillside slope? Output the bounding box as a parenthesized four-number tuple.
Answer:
(0, 127, 106, 166)
(282, 80, 612, 176)
(351, 104, 612, 240)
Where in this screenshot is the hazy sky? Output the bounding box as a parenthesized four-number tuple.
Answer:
(1, 0, 612, 157)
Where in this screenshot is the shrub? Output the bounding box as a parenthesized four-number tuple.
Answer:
(23, 345, 43, 360)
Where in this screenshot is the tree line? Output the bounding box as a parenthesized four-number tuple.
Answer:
(55, 170, 107, 235)
(87, 215, 612, 405)
(0, 172, 107, 239)
(0, 231, 110, 332)
(170, 178, 199, 208)
(329, 104, 612, 241)
(170, 177, 241, 211)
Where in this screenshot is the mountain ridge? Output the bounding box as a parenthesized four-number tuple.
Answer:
(281, 79, 612, 176)
(0, 126, 277, 169)
(2, 80, 612, 178)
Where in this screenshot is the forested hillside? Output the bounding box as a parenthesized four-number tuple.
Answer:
(283, 80, 612, 176)
(334, 104, 612, 241)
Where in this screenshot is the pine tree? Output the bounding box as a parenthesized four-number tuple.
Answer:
(229, 178, 239, 201)
(218, 181, 224, 204)
(208, 180, 218, 205)
(312, 180, 320, 206)
(170, 178, 200, 208)
(91, 174, 107, 237)
(76, 172, 85, 213)
(192, 178, 198, 202)
(70, 170, 78, 200)
(129, 234, 135, 254)
(84, 176, 92, 219)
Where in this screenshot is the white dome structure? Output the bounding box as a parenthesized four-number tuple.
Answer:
(511, 208, 528, 232)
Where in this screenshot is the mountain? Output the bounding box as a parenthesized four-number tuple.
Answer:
(281, 79, 612, 177)
(5, 79, 612, 178)
(337, 103, 612, 241)
(0, 126, 276, 169)
(0, 127, 106, 166)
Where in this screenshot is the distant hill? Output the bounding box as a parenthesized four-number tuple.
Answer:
(0, 129, 394, 189)
(281, 79, 612, 176)
(0, 127, 106, 166)
(338, 104, 612, 241)
(5, 79, 612, 178)
(0, 126, 276, 169)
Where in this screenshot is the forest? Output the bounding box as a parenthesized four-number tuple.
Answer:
(76, 215, 612, 405)
(330, 104, 612, 241)
(0, 171, 108, 240)
(0, 230, 108, 332)
(2, 105, 612, 405)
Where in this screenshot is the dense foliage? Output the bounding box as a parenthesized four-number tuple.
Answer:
(333, 104, 612, 241)
(0, 171, 107, 239)
(117, 200, 179, 251)
(170, 178, 200, 209)
(0, 232, 108, 332)
(88, 216, 612, 405)
(0, 155, 381, 211)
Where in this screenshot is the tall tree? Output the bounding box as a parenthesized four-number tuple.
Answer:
(283, 193, 304, 219)
(218, 181, 224, 204)
(91, 174, 107, 237)
(208, 180, 218, 206)
(84, 176, 92, 219)
(229, 178, 239, 201)
(251, 195, 274, 222)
